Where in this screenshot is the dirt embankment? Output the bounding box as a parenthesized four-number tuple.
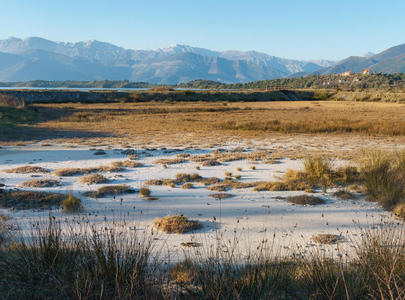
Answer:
(0, 89, 322, 104)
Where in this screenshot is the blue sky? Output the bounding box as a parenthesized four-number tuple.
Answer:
(0, 0, 404, 60)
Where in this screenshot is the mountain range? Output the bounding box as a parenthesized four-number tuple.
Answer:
(0, 37, 403, 83)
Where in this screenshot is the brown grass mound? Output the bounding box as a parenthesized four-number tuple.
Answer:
(333, 189, 357, 200)
(153, 215, 202, 233)
(207, 185, 228, 192)
(286, 195, 325, 205)
(20, 179, 61, 188)
(201, 160, 221, 166)
(200, 177, 222, 185)
(109, 160, 144, 168)
(62, 194, 82, 212)
(54, 163, 123, 177)
(181, 183, 194, 189)
(0, 190, 66, 209)
(145, 179, 163, 186)
(85, 184, 135, 198)
(169, 260, 199, 284)
(310, 234, 342, 244)
(5, 166, 49, 174)
(139, 187, 151, 197)
(209, 193, 234, 200)
(393, 203, 405, 220)
(79, 174, 108, 184)
(154, 158, 186, 165)
(175, 173, 202, 183)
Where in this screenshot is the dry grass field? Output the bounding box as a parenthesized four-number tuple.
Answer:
(26, 100, 405, 142)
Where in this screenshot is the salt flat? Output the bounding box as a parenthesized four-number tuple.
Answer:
(0, 144, 395, 261)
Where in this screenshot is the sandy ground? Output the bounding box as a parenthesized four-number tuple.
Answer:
(0, 143, 398, 261)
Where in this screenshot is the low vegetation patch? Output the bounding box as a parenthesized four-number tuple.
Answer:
(20, 179, 61, 188)
(4, 166, 49, 174)
(85, 184, 135, 198)
(153, 215, 202, 233)
(54, 163, 123, 176)
(79, 174, 108, 184)
(62, 194, 82, 212)
(181, 183, 194, 189)
(333, 189, 357, 200)
(0, 190, 66, 209)
(310, 233, 342, 244)
(110, 160, 144, 168)
(393, 203, 405, 220)
(139, 187, 151, 197)
(209, 193, 234, 200)
(154, 158, 186, 165)
(286, 195, 325, 205)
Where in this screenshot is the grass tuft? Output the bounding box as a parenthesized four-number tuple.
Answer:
(153, 215, 202, 233)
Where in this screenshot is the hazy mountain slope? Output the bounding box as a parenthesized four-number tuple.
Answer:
(313, 43, 405, 75)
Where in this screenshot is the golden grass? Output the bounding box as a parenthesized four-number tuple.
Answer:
(20, 179, 61, 188)
(154, 158, 186, 165)
(393, 203, 405, 220)
(28, 101, 405, 147)
(181, 183, 194, 189)
(79, 174, 108, 184)
(109, 160, 144, 168)
(310, 234, 342, 244)
(54, 163, 123, 176)
(4, 166, 49, 174)
(153, 215, 202, 234)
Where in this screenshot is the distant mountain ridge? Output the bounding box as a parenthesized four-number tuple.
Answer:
(1, 37, 404, 83)
(312, 43, 405, 75)
(0, 37, 335, 83)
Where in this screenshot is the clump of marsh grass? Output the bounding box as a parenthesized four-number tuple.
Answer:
(310, 233, 342, 244)
(360, 150, 405, 209)
(209, 193, 234, 200)
(20, 179, 61, 188)
(139, 187, 151, 197)
(333, 189, 357, 200)
(286, 195, 325, 205)
(79, 174, 108, 184)
(393, 203, 405, 220)
(4, 166, 49, 174)
(153, 215, 202, 233)
(181, 183, 194, 189)
(62, 194, 82, 212)
(0, 190, 66, 209)
(85, 184, 135, 198)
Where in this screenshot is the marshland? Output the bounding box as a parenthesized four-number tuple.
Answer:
(0, 88, 404, 299)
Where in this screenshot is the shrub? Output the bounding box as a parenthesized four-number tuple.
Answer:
(62, 194, 82, 212)
(153, 215, 202, 233)
(250, 166, 256, 170)
(209, 193, 234, 200)
(169, 260, 199, 284)
(139, 187, 151, 197)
